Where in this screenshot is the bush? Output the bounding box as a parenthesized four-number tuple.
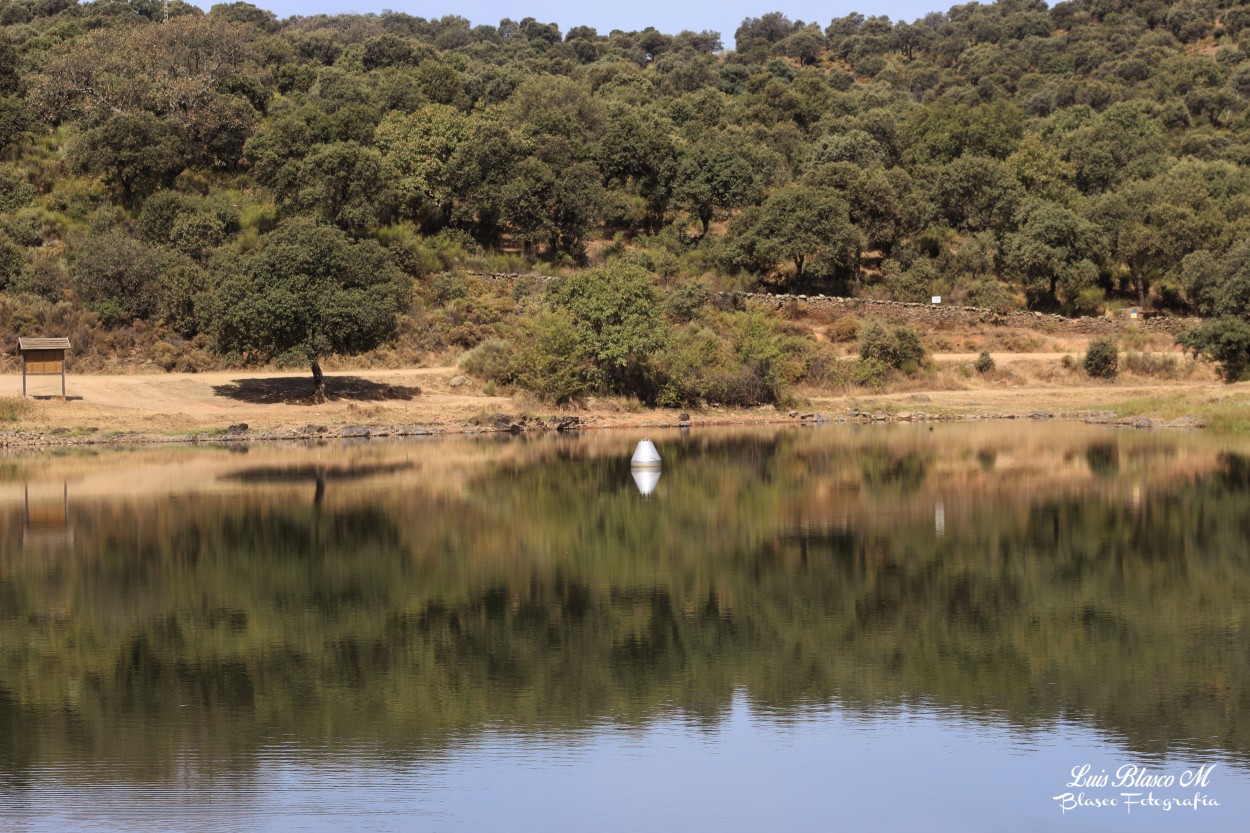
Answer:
(514, 309, 596, 404)
(854, 357, 891, 390)
(546, 262, 666, 401)
(431, 273, 468, 304)
(1177, 317, 1250, 382)
(965, 278, 1019, 312)
(974, 351, 995, 374)
(13, 250, 71, 300)
(802, 342, 853, 388)
(0, 396, 33, 423)
(664, 278, 711, 323)
(1123, 351, 1180, 379)
(828, 314, 861, 343)
(1072, 286, 1105, 316)
(1083, 337, 1119, 379)
(859, 321, 926, 370)
(459, 338, 515, 384)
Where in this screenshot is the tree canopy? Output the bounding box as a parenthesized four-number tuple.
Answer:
(1, 0, 1250, 385)
(209, 217, 405, 397)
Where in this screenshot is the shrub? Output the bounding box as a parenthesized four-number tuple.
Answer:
(965, 278, 1019, 312)
(859, 321, 926, 370)
(655, 312, 806, 408)
(1083, 337, 1119, 379)
(1177, 317, 1250, 382)
(854, 357, 891, 390)
(431, 273, 469, 304)
(13, 250, 71, 301)
(459, 338, 515, 384)
(1123, 351, 1180, 379)
(546, 262, 666, 401)
(802, 342, 853, 388)
(893, 326, 925, 368)
(1072, 286, 1105, 316)
(828, 314, 861, 343)
(730, 309, 803, 403)
(71, 230, 164, 325)
(0, 233, 20, 289)
(974, 351, 995, 374)
(0, 165, 34, 213)
(514, 309, 596, 404)
(657, 325, 718, 407)
(664, 278, 711, 323)
(0, 396, 33, 423)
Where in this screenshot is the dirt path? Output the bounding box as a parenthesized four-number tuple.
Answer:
(3, 365, 1246, 444)
(930, 350, 1185, 365)
(7, 367, 510, 433)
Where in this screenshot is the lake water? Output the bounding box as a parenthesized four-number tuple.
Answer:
(1, 423, 1249, 832)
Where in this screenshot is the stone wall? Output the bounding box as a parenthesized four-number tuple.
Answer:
(467, 273, 1200, 337)
(722, 292, 1200, 337)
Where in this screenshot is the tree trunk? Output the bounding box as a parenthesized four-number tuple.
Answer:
(1134, 273, 1146, 308)
(311, 359, 327, 402)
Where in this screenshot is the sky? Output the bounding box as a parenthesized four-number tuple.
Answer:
(241, 2, 960, 48)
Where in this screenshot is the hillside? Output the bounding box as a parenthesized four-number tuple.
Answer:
(2, 0, 1250, 402)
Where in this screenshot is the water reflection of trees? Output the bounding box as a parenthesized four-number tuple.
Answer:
(1, 437, 1248, 781)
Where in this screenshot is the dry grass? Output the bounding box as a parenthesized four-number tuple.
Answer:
(0, 397, 34, 423)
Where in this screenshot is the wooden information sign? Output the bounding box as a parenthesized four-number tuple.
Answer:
(17, 337, 71, 399)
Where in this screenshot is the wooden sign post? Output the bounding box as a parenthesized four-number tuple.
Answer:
(17, 337, 71, 399)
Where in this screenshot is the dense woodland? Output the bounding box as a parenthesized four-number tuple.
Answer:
(3, 0, 1250, 399)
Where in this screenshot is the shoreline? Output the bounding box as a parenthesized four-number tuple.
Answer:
(2, 367, 1245, 450)
(0, 403, 1213, 451)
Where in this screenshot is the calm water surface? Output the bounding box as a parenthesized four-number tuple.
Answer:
(2, 423, 1249, 831)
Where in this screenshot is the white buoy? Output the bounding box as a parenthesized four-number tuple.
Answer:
(632, 468, 661, 496)
(631, 438, 661, 468)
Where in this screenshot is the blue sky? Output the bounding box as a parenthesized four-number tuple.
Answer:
(240, 2, 959, 47)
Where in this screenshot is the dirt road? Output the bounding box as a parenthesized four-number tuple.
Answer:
(3, 361, 1245, 441)
(7, 367, 510, 433)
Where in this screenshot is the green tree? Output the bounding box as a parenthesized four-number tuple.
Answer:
(1091, 177, 1210, 308)
(674, 140, 759, 237)
(375, 104, 468, 229)
(501, 159, 603, 258)
(541, 261, 666, 400)
(931, 157, 1024, 235)
(70, 229, 164, 326)
(1004, 200, 1104, 309)
(902, 100, 1026, 164)
(444, 114, 526, 245)
(1178, 318, 1250, 382)
(34, 15, 259, 167)
(280, 142, 398, 236)
(731, 185, 861, 282)
(68, 113, 184, 208)
(209, 218, 406, 399)
(1179, 241, 1250, 320)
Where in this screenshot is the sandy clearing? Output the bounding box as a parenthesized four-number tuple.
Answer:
(6, 367, 513, 432)
(3, 362, 1244, 443)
